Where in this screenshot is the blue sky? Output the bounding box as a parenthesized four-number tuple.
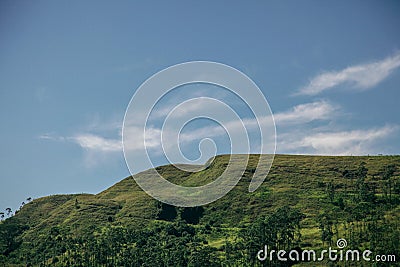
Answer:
(1, 1, 400, 212)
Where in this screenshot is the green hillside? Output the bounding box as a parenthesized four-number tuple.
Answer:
(1, 154, 399, 266)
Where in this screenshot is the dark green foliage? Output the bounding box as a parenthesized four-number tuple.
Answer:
(157, 202, 178, 221)
(181, 207, 204, 224)
(326, 180, 335, 202)
(0, 155, 399, 266)
(236, 206, 304, 266)
(317, 212, 335, 246)
(0, 218, 28, 256)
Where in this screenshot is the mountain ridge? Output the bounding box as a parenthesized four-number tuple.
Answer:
(1, 154, 399, 266)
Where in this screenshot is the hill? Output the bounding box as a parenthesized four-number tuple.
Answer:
(1, 154, 399, 266)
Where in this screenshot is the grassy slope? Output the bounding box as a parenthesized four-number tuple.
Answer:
(9, 154, 400, 251)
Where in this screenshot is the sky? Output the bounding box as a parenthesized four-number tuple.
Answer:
(1, 0, 400, 212)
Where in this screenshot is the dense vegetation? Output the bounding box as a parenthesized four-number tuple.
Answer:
(1, 155, 399, 266)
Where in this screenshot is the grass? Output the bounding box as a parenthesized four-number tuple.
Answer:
(3, 154, 399, 266)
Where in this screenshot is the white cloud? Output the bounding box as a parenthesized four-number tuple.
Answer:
(38, 133, 66, 141)
(71, 134, 122, 152)
(274, 100, 337, 124)
(123, 126, 161, 151)
(39, 132, 123, 167)
(278, 125, 398, 155)
(177, 100, 336, 141)
(298, 53, 400, 95)
(40, 100, 336, 154)
(149, 101, 336, 149)
(41, 97, 395, 160)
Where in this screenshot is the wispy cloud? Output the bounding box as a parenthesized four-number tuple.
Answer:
(297, 53, 400, 95)
(38, 133, 66, 141)
(39, 133, 122, 152)
(40, 95, 394, 161)
(278, 125, 398, 155)
(175, 101, 328, 141)
(274, 100, 337, 124)
(151, 97, 214, 119)
(163, 101, 337, 151)
(70, 134, 122, 152)
(39, 132, 123, 167)
(66, 101, 335, 154)
(153, 99, 335, 132)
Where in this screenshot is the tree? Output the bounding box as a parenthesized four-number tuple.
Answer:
(317, 213, 334, 246)
(239, 206, 304, 266)
(356, 162, 368, 180)
(326, 180, 335, 202)
(0, 218, 28, 256)
(355, 162, 375, 203)
(382, 164, 396, 203)
(5, 208, 12, 217)
(267, 206, 304, 250)
(74, 199, 80, 209)
(188, 246, 219, 267)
